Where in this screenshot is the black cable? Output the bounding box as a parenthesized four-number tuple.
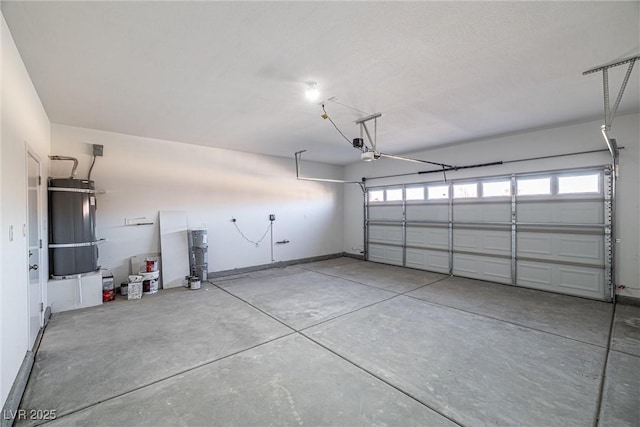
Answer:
(233, 221, 271, 247)
(322, 104, 353, 147)
(379, 152, 452, 168)
(327, 98, 370, 115)
(417, 161, 504, 175)
(88, 155, 96, 181)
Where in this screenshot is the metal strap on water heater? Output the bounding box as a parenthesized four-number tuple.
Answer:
(49, 240, 103, 249)
(48, 187, 96, 194)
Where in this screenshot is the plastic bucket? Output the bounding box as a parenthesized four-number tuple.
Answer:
(141, 272, 159, 294)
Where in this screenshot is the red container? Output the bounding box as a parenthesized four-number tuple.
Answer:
(102, 273, 115, 302)
(145, 259, 157, 272)
(102, 289, 115, 302)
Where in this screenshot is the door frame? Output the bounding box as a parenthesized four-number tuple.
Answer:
(25, 145, 44, 349)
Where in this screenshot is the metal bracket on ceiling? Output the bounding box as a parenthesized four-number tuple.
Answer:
(583, 54, 639, 179)
(294, 150, 363, 187)
(583, 54, 639, 129)
(355, 113, 382, 152)
(353, 112, 453, 169)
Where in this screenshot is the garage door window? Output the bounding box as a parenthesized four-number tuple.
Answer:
(558, 174, 600, 194)
(386, 188, 403, 202)
(482, 180, 511, 197)
(428, 185, 449, 200)
(406, 187, 425, 201)
(453, 183, 478, 198)
(369, 190, 384, 202)
(517, 177, 551, 196)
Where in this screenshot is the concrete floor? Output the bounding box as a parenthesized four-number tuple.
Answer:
(16, 257, 640, 426)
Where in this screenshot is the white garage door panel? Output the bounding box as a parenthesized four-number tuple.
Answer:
(368, 244, 385, 260)
(369, 225, 403, 244)
(518, 232, 604, 265)
(369, 205, 403, 221)
(454, 203, 510, 222)
(406, 226, 448, 249)
(517, 201, 603, 224)
(368, 244, 403, 266)
(406, 248, 449, 273)
(558, 267, 604, 293)
(406, 204, 448, 221)
(517, 261, 604, 299)
(453, 254, 511, 284)
(453, 229, 511, 257)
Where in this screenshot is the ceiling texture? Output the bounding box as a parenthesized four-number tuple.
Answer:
(2, 1, 639, 165)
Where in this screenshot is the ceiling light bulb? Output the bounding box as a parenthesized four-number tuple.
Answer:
(305, 82, 320, 101)
(361, 151, 375, 162)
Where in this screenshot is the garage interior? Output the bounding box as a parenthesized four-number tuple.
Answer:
(1, 2, 639, 427)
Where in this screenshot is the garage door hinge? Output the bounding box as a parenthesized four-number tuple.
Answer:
(39, 239, 42, 249)
(38, 176, 42, 185)
(40, 303, 44, 312)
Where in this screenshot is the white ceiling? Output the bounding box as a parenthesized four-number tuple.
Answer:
(2, 1, 639, 165)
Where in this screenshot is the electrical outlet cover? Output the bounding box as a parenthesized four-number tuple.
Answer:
(93, 144, 104, 156)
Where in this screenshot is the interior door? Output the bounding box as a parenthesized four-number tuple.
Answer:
(27, 151, 43, 349)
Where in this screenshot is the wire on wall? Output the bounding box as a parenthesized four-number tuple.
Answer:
(232, 220, 272, 247)
(88, 155, 97, 181)
(326, 97, 371, 115)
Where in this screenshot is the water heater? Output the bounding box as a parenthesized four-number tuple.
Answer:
(48, 178, 98, 277)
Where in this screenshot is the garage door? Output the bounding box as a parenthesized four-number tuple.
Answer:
(366, 167, 613, 301)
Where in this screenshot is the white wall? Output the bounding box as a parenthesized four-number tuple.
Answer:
(344, 114, 640, 299)
(1, 12, 50, 407)
(50, 125, 344, 287)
